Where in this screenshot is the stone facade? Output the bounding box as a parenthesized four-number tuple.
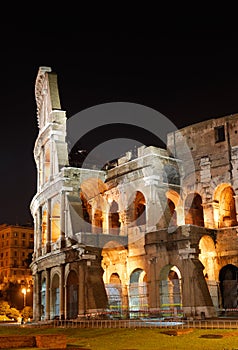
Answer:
(30, 66, 238, 321)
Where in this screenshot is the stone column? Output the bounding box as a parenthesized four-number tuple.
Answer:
(33, 271, 41, 321)
(46, 199, 51, 253)
(45, 268, 51, 320)
(36, 207, 42, 258)
(60, 264, 65, 320)
(202, 202, 216, 228)
(234, 195, 238, 223)
(78, 264, 86, 315)
(60, 192, 66, 248)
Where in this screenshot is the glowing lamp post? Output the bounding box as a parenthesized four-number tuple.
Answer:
(22, 287, 30, 308)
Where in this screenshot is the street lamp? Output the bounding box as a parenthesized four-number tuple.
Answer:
(22, 287, 30, 308)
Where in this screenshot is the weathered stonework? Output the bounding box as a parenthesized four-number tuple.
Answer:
(30, 67, 238, 321)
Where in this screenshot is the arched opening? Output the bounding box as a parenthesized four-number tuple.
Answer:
(129, 269, 148, 318)
(66, 270, 78, 319)
(41, 278, 46, 320)
(159, 265, 182, 313)
(41, 210, 47, 246)
(199, 236, 219, 309)
(44, 143, 50, 183)
(80, 193, 92, 224)
(51, 202, 60, 243)
(128, 191, 146, 226)
(167, 199, 177, 226)
(109, 201, 121, 235)
(219, 264, 238, 309)
(51, 274, 60, 319)
(185, 193, 204, 226)
(214, 185, 238, 228)
(80, 178, 108, 234)
(105, 273, 122, 317)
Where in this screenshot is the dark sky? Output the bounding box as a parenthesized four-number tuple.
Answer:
(1, 29, 238, 225)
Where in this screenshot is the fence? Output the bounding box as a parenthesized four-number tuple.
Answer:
(49, 318, 238, 330)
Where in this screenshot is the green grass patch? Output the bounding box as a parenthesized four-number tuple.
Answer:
(0, 325, 238, 349)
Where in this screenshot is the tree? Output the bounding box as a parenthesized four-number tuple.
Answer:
(7, 307, 20, 321)
(21, 306, 33, 322)
(0, 301, 10, 315)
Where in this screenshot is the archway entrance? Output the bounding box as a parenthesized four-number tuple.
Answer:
(129, 269, 148, 318)
(51, 274, 60, 319)
(199, 235, 219, 309)
(66, 270, 78, 319)
(219, 264, 238, 309)
(105, 273, 122, 317)
(159, 265, 182, 314)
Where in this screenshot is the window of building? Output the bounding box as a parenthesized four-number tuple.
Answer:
(14, 239, 17, 245)
(22, 252, 25, 256)
(22, 240, 25, 246)
(14, 251, 17, 257)
(6, 252, 8, 256)
(30, 234, 33, 239)
(13, 270, 16, 275)
(215, 125, 225, 143)
(22, 233, 25, 238)
(14, 232, 18, 237)
(1, 234, 4, 239)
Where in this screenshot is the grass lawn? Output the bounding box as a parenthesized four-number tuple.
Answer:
(1, 325, 238, 349)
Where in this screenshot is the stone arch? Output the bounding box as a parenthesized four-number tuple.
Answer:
(159, 265, 182, 310)
(219, 264, 238, 309)
(105, 273, 122, 316)
(166, 190, 180, 227)
(128, 191, 146, 226)
(66, 270, 78, 319)
(185, 193, 204, 226)
(51, 273, 60, 319)
(214, 184, 237, 228)
(129, 268, 148, 318)
(80, 192, 92, 225)
(80, 178, 108, 234)
(101, 241, 127, 274)
(51, 202, 60, 242)
(199, 235, 219, 309)
(109, 200, 121, 235)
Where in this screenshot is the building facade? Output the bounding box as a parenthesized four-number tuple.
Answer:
(0, 224, 34, 308)
(30, 66, 238, 321)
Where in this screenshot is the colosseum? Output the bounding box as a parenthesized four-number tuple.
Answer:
(30, 66, 238, 321)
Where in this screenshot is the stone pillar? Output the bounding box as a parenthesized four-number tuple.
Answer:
(234, 195, 238, 223)
(60, 264, 65, 320)
(148, 257, 159, 311)
(60, 192, 66, 248)
(33, 271, 41, 321)
(202, 202, 215, 228)
(46, 199, 51, 253)
(181, 258, 216, 318)
(36, 207, 42, 258)
(78, 264, 86, 315)
(45, 268, 51, 320)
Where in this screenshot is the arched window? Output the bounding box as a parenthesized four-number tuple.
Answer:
(51, 202, 60, 243)
(129, 269, 148, 317)
(109, 201, 120, 235)
(134, 192, 146, 226)
(185, 193, 204, 226)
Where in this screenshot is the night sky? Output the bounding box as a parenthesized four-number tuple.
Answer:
(1, 29, 238, 225)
